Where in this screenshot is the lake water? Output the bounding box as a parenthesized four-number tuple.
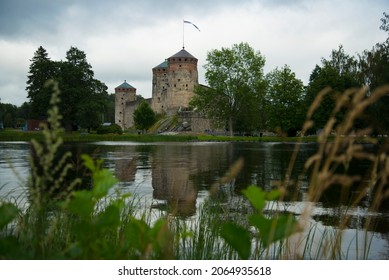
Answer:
(1, 141, 388, 259)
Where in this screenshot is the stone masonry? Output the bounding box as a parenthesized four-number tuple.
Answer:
(115, 48, 209, 131)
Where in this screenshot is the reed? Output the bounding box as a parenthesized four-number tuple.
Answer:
(276, 86, 389, 259)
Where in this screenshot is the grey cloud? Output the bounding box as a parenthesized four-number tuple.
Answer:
(0, 0, 62, 37)
(0, 0, 247, 39)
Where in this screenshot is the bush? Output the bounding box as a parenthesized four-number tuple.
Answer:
(96, 124, 122, 134)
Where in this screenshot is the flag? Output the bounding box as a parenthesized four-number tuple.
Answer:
(184, 20, 200, 31)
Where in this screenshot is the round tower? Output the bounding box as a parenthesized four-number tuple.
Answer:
(151, 48, 198, 115)
(115, 80, 136, 129)
(151, 60, 168, 113)
(167, 48, 198, 112)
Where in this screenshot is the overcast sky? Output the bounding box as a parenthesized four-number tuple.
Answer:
(0, 0, 387, 106)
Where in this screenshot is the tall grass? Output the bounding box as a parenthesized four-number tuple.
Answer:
(281, 86, 389, 259)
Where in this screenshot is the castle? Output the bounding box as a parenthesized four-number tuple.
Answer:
(115, 47, 200, 129)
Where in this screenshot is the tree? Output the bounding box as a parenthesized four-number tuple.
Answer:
(104, 94, 116, 124)
(380, 12, 389, 43)
(0, 103, 18, 128)
(26, 46, 58, 118)
(59, 47, 95, 130)
(304, 45, 360, 131)
(265, 65, 304, 135)
(25, 46, 109, 131)
(357, 12, 389, 133)
(191, 42, 267, 135)
(133, 101, 156, 132)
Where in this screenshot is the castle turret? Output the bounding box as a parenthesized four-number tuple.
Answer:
(151, 48, 198, 115)
(167, 48, 198, 113)
(152, 60, 168, 113)
(115, 80, 137, 129)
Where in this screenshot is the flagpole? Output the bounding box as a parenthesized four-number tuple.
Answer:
(182, 19, 185, 49)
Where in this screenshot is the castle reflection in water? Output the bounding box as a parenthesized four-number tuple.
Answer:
(109, 143, 232, 217)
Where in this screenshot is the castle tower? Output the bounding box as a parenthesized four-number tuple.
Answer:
(115, 80, 137, 129)
(151, 60, 168, 113)
(152, 48, 198, 115)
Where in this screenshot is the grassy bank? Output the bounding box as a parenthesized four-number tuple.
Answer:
(0, 129, 320, 143)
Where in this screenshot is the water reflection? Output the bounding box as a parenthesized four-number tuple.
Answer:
(1, 141, 388, 259)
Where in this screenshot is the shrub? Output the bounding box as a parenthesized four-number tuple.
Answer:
(96, 123, 122, 134)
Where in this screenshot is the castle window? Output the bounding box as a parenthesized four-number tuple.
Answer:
(179, 65, 182, 67)
(186, 84, 188, 87)
(185, 58, 187, 61)
(179, 58, 181, 61)
(178, 79, 181, 82)
(174, 84, 176, 87)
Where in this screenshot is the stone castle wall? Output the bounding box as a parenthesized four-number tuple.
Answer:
(116, 48, 204, 130)
(177, 110, 212, 133)
(151, 66, 168, 114)
(115, 86, 136, 129)
(164, 62, 197, 115)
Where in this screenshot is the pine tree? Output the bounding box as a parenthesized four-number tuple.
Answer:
(26, 46, 57, 118)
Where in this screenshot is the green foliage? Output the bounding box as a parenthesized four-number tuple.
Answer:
(26, 46, 110, 131)
(63, 154, 173, 259)
(220, 223, 251, 259)
(0, 202, 19, 230)
(304, 46, 361, 131)
(220, 185, 300, 259)
(133, 101, 156, 132)
(357, 15, 389, 133)
(0, 83, 173, 259)
(0, 103, 19, 128)
(26, 46, 58, 119)
(380, 12, 389, 41)
(96, 123, 122, 134)
(265, 65, 305, 135)
(191, 42, 267, 135)
(29, 80, 81, 205)
(59, 47, 109, 131)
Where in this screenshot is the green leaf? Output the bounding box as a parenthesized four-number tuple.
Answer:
(249, 214, 299, 247)
(67, 190, 95, 219)
(124, 218, 150, 252)
(96, 204, 121, 229)
(266, 189, 281, 201)
(81, 154, 96, 172)
(92, 169, 118, 199)
(220, 222, 251, 259)
(0, 203, 19, 230)
(242, 185, 267, 211)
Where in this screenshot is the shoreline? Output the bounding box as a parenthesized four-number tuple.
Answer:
(0, 129, 321, 143)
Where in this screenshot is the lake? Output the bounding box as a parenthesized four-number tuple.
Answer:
(1, 141, 388, 259)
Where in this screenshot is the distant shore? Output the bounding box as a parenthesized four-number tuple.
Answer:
(0, 129, 321, 143)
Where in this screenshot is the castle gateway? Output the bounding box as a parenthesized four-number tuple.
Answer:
(115, 48, 199, 130)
